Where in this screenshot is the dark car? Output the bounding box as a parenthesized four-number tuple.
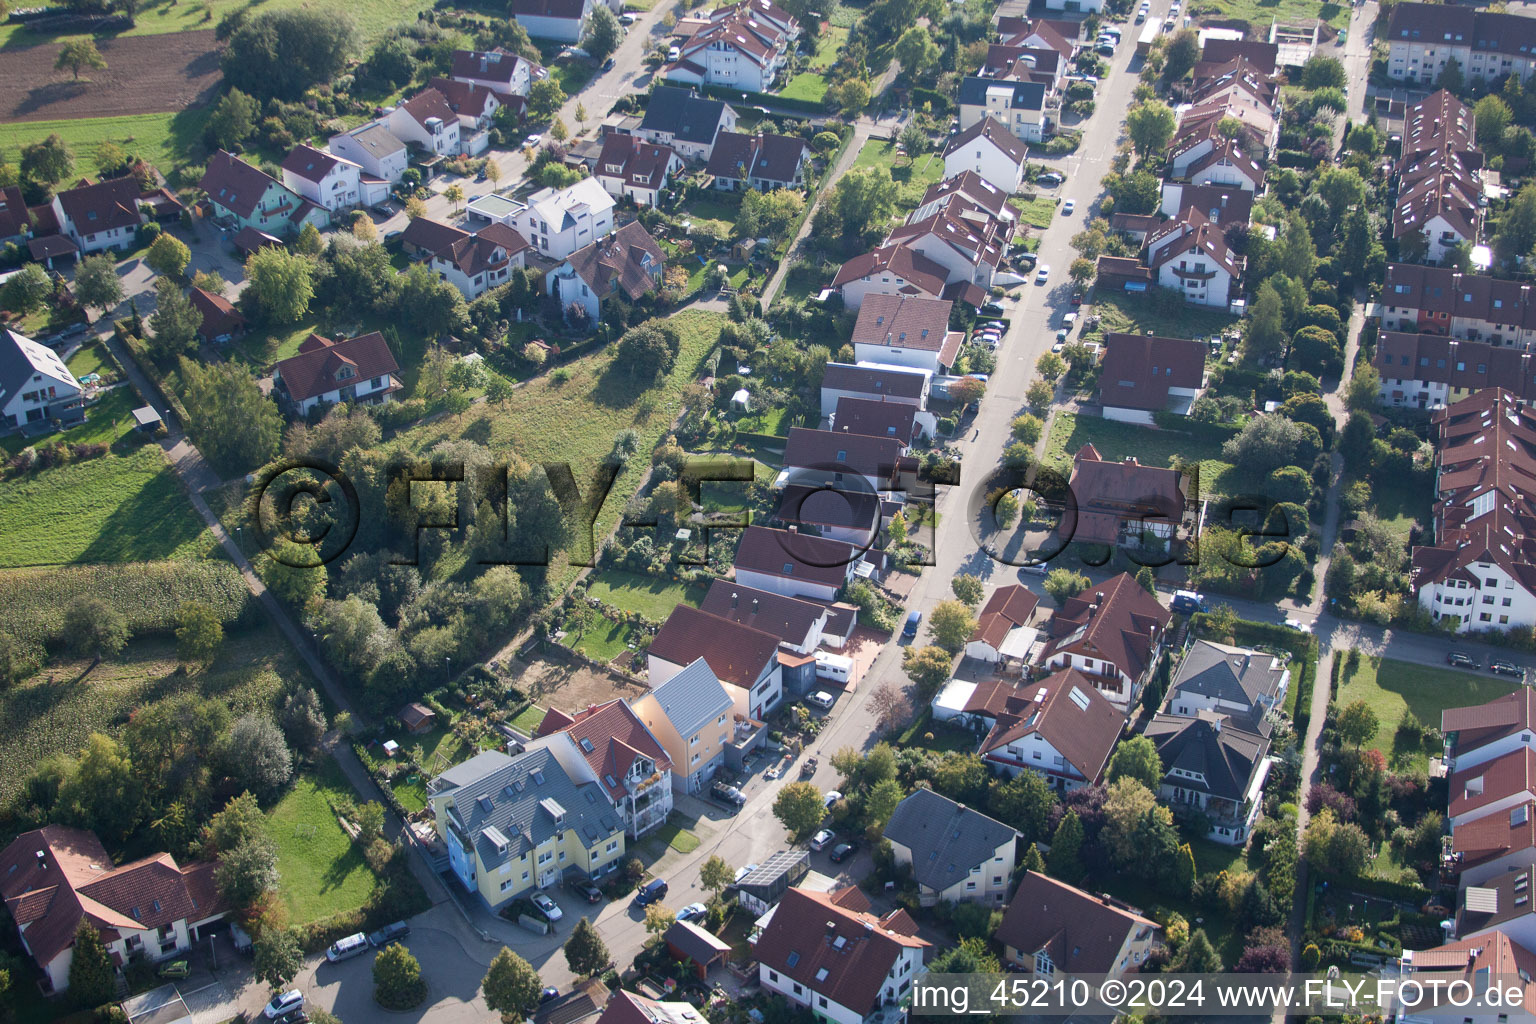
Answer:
(711, 781, 746, 807)
(366, 920, 410, 948)
(633, 878, 669, 906)
(541, 987, 560, 1004)
(1491, 659, 1524, 677)
(1448, 651, 1478, 669)
(1096, 43, 1115, 57)
(603, 58, 616, 71)
(829, 842, 857, 863)
(979, 302, 1005, 318)
(568, 877, 603, 903)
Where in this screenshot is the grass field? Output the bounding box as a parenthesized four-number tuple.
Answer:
(1013, 197, 1056, 231)
(266, 755, 382, 925)
(1044, 412, 1237, 498)
(0, 384, 140, 458)
(1089, 290, 1238, 342)
(510, 704, 545, 734)
(807, 25, 848, 69)
(0, 109, 208, 181)
(1368, 468, 1433, 540)
(566, 619, 645, 663)
(1191, 0, 1348, 31)
(1337, 655, 1518, 769)
(0, 0, 435, 47)
(587, 570, 707, 619)
(851, 138, 945, 214)
(0, 445, 218, 566)
(0, 628, 299, 803)
(779, 73, 830, 104)
(649, 820, 701, 854)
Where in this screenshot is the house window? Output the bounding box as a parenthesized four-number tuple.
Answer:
(769, 971, 779, 982)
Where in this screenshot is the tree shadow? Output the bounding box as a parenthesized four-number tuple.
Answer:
(12, 80, 90, 119)
(591, 361, 655, 410)
(77, 459, 211, 562)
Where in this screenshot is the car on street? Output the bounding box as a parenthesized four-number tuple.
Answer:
(1071, 291, 1084, 306)
(1447, 651, 1478, 669)
(1163, 16, 1176, 29)
(384, 229, 404, 243)
(603, 58, 615, 71)
(1135, 9, 1146, 21)
(1036, 265, 1051, 283)
(676, 902, 708, 922)
(902, 609, 921, 640)
(523, 133, 543, 149)
(367, 921, 411, 948)
(807, 690, 835, 710)
(979, 301, 1005, 317)
(475, 169, 487, 182)
(633, 878, 669, 906)
(711, 781, 746, 806)
(1056, 328, 1068, 343)
(265, 993, 304, 1020)
(1037, 171, 1064, 186)
(1283, 618, 1313, 634)
(568, 877, 604, 903)
(1062, 312, 1077, 329)
(531, 892, 564, 922)
(825, 790, 844, 808)
(620, 11, 638, 23)
(830, 842, 857, 863)
(275, 1013, 308, 1024)
(810, 828, 836, 851)
(1062, 199, 1076, 215)
(1491, 659, 1524, 677)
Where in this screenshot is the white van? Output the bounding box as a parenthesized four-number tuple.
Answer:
(326, 932, 369, 962)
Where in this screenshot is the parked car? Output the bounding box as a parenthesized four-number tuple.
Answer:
(367, 921, 411, 948)
(1062, 312, 1077, 329)
(264, 992, 304, 1020)
(1019, 562, 1048, 576)
(603, 58, 615, 71)
(830, 842, 857, 863)
(979, 302, 1005, 317)
(158, 961, 189, 979)
(633, 878, 669, 906)
(810, 828, 836, 851)
(711, 781, 746, 807)
(1491, 659, 1524, 677)
(541, 988, 561, 1004)
(667, 45, 681, 60)
(531, 892, 564, 922)
(620, 11, 638, 23)
(676, 902, 708, 922)
(807, 690, 835, 710)
(275, 1013, 308, 1024)
(1171, 590, 1207, 614)
(824, 790, 844, 809)
(1037, 171, 1064, 186)
(522, 133, 543, 149)
(326, 933, 368, 962)
(1062, 199, 1076, 216)
(1447, 651, 1478, 668)
(567, 877, 604, 903)
(800, 755, 819, 777)
(902, 610, 921, 640)
(1135, 9, 1146, 21)
(1056, 328, 1068, 342)
(1283, 618, 1314, 634)
(1036, 265, 1051, 283)
(1097, 43, 1116, 56)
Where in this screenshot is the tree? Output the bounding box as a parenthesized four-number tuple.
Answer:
(0, 630, 32, 688)
(374, 943, 426, 1009)
(1026, 378, 1054, 413)
(279, 686, 326, 756)
(64, 596, 128, 662)
(928, 600, 978, 654)
(1162, 29, 1200, 80)
(587, 5, 623, 60)
(294, 221, 323, 257)
(1068, 257, 1096, 285)
(1244, 279, 1285, 359)
(220, 714, 292, 801)
(1108, 736, 1163, 791)
(1316, 167, 1366, 217)
(987, 770, 1054, 843)
(145, 233, 192, 278)
(20, 133, 73, 187)
(205, 87, 257, 149)
(1126, 99, 1176, 155)
(1044, 567, 1089, 605)
(1278, 212, 1317, 281)
(1011, 413, 1043, 445)
(527, 78, 566, 121)
(949, 375, 986, 408)
(1335, 699, 1379, 748)
(1301, 54, 1347, 89)
(615, 321, 680, 379)
(563, 917, 609, 978)
(74, 253, 123, 316)
(2, 263, 52, 315)
(1303, 809, 1370, 876)
(903, 645, 952, 696)
(1036, 351, 1066, 382)
(773, 780, 826, 839)
(484, 948, 542, 1024)
(222, 9, 357, 101)
(1102, 777, 1169, 866)
(700, 855, 734, 897)
(1221, 414, 1322, 477)
(1475, 94, 1513, 149)
(868, 682, 911, 734)
(643, 903, 675, 935)
(68, 920, 115, 1008)
(866, 777, 903, 828)
(951, 574, 984, 608)
(1345, 364, 1382, 412)
(1173, 841, 1196, 896)
(444, 184, 465, 212)
(58, 733, 140, 840)
(175, 600, 223, 665)
(812, 166, 897, 248)
(56, 38, 106, 81)
(405, 196, 427, 219)
(254, 927, 303, 993)
(245, 245, 314, 323)
(148, 276, 202, 361)
(192, 269, 227, 296)
(1047, 809, 1084, 880)
(180, 357, 282, 471)
(1136, 564, 1157, 595)
(203, 791, 267, 855)
(1171, 928, 1223, 972)
(894, 26, 939, 79)
(353, 801, 385, 845)
(826, 76, 871, 119)
(215, 832, 279, 907)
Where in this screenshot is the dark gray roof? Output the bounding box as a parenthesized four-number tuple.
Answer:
(736, 849, 809, 897)
(1168, 640, 1287, 711)
(431, 748, 621, 869)
(957, 78, 1046, 111)
(882, 788, 1017, 892)
(0, 328, 78, 409)
(649, 657, 734, 739)
(1145, 710, 1269, 803)
(640, 87, 734, 146)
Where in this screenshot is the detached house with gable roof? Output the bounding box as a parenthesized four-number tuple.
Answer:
(965, 584, 1040, 666)
(1067, 443, 1188, 550)
(594, 136, 684, 207)
(705, 131, 811, 192)
(387, 87, 467, 157)
(1146, 708, 1272, 844)
(280, 144, 372, 213)
(510, 178, 617, 260)
(199, 150, 328, 237)
(754, 886, 930, 1024)
(1443, 689, 1536, 774)
(1143, 207, 1243, 309)
(545, 220, 666, 323)
(733, 524, 862, 602)
(450, 47, 544, 96)
(1098, 333, 1208, 425)
(510, 0, 599, 44)
(272, 332, 402, 415)
(943, 116, 1029, 195)
(430, 223, 533, 299)
(1, 328, 85, 432)
(883, 789, 1017, 906)
(48, 177, 144, 255)
(663, 0, 800, 93)
(632, 658, 738, 794)
(832, 242, 952, 311)
(636, 87, 739, 162)
(995, 871, 1159, 977)
(1167, 639, 1289, 719)
(0, 825, 228, 993)
(977, 666, 1125, 790)
(1036, 572, 1171, 708)
(648, 604, 785, 721)
(328, 123, 409, 183)
(532, 700, 674, 838)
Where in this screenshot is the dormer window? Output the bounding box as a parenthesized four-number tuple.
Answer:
(336, 365, 355, 381)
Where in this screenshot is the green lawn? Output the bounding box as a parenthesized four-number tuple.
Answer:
(0, 0, 434, 46)
(1194, 0, 1348, 32)
(0, 109, 209, 182)
(1044, 412, 1237, 499)
(0, 385, 141, 457)
(1368, 469, 1433, 540)
(851, 139, 946, 213)
(1087, 291, 1238, 343)
(565, 619, 645, 663)
(0, 445, 218, 566)
(266, 755, 382, 925)
(779, 73, 830, 104)
(1013, 197, 1056, 231)
(807, 25, 848, 69)
(587, 569, 707, 619)
(66, 343, 110, 379)
(1337, 655, 1519, 769)
(650, 820, 701, 854)
(510, 704, 545, 734)
(553, 62, 595, 99)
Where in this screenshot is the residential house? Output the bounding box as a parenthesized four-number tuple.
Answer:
(978, 43, 1063, 94)
(754, 887, 929, 1024)
(1410, 390, 1536, 632)
(1385, 2, 1536, 86)
(532, 700, 674, 838)
(1395, 932, 1536, 1024)
(732, 525, 861, 602)
(913, 172, 1017, 230)
(773, 483, 883, 548)
(199, 150, 327, 237)
(426, 748, 626, 908)
(819, 362, 930, 418)
(1158, 181, 1255, 225)
(886, 204, 1011, 293)
(594, 990, 707, 1024)
(593, 135, 684, 207)
(0, 186, 30, 246)
(1143, 207, 1242, 309)
(648, 605, 784, 721)
(430, 223, 532, 299)
(188, 286, 246, 344)
(1043, 0, 1101, 11)
(400, 217, 468, 260)
(1449, 748, 1536, 829)
(48, 177, 144, 254)
(883, 789, 1017, 906)
(1097, 333, 1208, 424)
(636, 87, 739, 162)
(1167, 134, 1265, 192)
(328, 123, 410, 183)
(511, 0, 594, 43)
(510, 178, 617, 260)
(780, 426, 903, 495)
(994, 871, 1159, 975)
(1201, 38, 1279, 75)
(1394, 90, 1484, 263)
(1166, 639, 1289, 719)
(664, 1, 800, 94)
(280, 144, 367, 213)
(1443, 689, 1536, 773)
(942, 116, 1029, 195)
(1457, 866, 1536, 950)
(830, 397, 920, 443)
(545, 220, 665, 323)
(964, 584, 1040, 667)
(430, 77, 514, 143)
(698, 580, 827, 696)
(1146, 708, 1272, 844)
(1450, 801, 1536, 888)
(832, 243, 952, 311)
(449, 47, 544, 96)
(1066, 443, 1188, 550)
(978, 667, 1125, 789)
(958, 79, 1048, 143)
(1036, 571, 1171, 708)
(704, 131, 811, 192)
(387, 87, 465, 158)
(271, 331, 402, 415)
(1379, 262, 1536, 346)
(631, 657, 737, 794)
(0, 328, 84, 433)
(1372, 331, 1536, 408)
(0, 826, 227, 994)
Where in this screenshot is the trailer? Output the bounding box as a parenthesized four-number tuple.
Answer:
(1136, 21, 1160, 56)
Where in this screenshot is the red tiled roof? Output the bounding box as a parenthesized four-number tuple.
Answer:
(560, 221, 665, 301)
(944, 115, 1028, 166)
(189, 286, 245, 339)
(596, 135, 681, 192)
(400, 217, 468, 255)
(0, 186, 30, 239)
(831, 397, 917, 442)
(1098, 333, 1206, 412)
(400, 86, 457, 129)
(969, 584, 1039, 648)
(705, 131, 809, 185)
(429, 77, 509, 120)
(980, 667, 1124, 782)
(280, 144, 343, 184)
(832, 243, 948, 298)
(649, 605, 781, 688)
(200, 150, 292, 220)
(1451, 748, 1536, 822)
(274, 331, 401, 403)
(56, 176, 142, 236)
(1452, 799, 1536, 868)
(700, 579, 827, 645)
(1067, 444, 1187, 546)
(994, 871, 1156, 972)
(782, 426, 903, 483)
(733, 525, 857, 590)
(1444, 688, 1536, 759)
(851, 294, 953, 354)
(1039, 572, 1171, 684)
(536, 699, 672, 799)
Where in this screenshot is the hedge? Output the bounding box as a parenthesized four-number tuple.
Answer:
(1148, 412, 1241, 446)
(1310, 868, 1432, 905)
(698, 84, 827, 117)
(910, 87, 954, 116)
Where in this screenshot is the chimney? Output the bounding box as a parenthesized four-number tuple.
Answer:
(731, 591, 740, 608)
(826, 920, 837, 935)
(752, 598, 760, 614)
(35, 850, 46, 871)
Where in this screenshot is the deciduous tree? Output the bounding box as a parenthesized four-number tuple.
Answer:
(179, 357, 282, 471)
(587, 5, 622, 61)
(563, 917, 609, 978)
(148, 276, 202, 361)
(74, 253, 123, 316)
(175, 600, 224, 665)
(146, 233, 192, 278)
(928, 600, 977, 654)
(1, 263, 51, 315)
(1125, 100, 1176, 156)
(1107, 736, 1163, 791)
(772, 780, 826, 839)
(254, 927, 302, 993)
(483, 948, 542, 1024)
(245, 244, 314, 323)
(56, 38, 106, 81)
(68, 920, 115, 1007)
